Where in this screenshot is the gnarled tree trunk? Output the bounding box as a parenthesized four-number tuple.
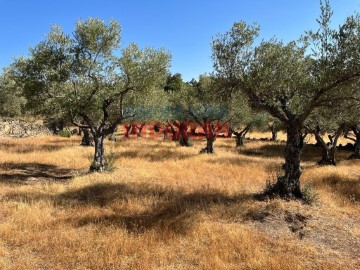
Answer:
(200, 138, 215, 153)
(232, 125, 250, 147)
(199, 121, 218, 154)
(345, 126, 360, 159)
(81, 128, 93, 146)
(352, 137, 360, 159)
(269, 124, 278, 141)
(318, 144, 337, 165)
(270, 122, 304, 198)
(177, 121, 189, 146)
(227, 129, 233, 138)
(313, 125, 343, 166)
(90, 133, 106, 172)
(235, 134, 245, 146)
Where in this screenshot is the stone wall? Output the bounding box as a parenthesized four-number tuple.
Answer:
(0, 118, 52, 137)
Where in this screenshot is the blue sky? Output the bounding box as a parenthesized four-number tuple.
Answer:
(0, 0, 359, 81)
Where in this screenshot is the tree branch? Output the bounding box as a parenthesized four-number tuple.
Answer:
(300, 71, 360, 121)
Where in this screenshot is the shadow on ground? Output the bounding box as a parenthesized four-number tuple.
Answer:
(239, 143, 352, 163)
(310, 173, 360, 202)
(3, 181, 262, 234)
(0, 162, 82, 184)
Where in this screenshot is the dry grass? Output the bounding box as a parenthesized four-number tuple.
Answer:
(0, 134, 359, 270)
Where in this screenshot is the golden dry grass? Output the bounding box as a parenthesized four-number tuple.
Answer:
(0, 134, 359, 270)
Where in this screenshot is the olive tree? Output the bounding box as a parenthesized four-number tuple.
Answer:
(168, 75, 228, 153)
(0, 69, 26, 117)
(342, 93, 360, 159)
(212, 1, 360, 198)
(163, 73, 193, 146)
(14, 18, 170, 172)
(305, 107, 345, 166)
(229, 92, 267, 147)
(345, 123, 360, 159)
(267, 117, 284, 141)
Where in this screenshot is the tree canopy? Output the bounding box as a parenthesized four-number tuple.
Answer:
(14, 18, 171, 171)
(212, 0, 360, 197)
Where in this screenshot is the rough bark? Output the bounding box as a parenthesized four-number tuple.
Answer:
(269, 124, 278, 141)
(317, 143, 337, 165)
(235, 134, 245, 146)
(199, 121, 219, 154)
(200, 138, 215, 153)
(176, 121, 189, 147)
(232, 125, 250, 147)
(313, 126, 343, 166)
(269, 122, 303, 198)
(346, 127, 360, 159)
(81, 128, 94, 146)
(351, 137, 360, 159)
(227, 125, 233, 138)
(90, 134, 105, 172)
(271, 131, 278, 141)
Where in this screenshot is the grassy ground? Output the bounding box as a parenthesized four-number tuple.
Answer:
(0, 134, 359, 270)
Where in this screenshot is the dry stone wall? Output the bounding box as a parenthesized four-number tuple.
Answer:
(0, 118, 52, 137)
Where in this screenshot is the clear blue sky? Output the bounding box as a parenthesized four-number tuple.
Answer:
(0, 0, 359, 81)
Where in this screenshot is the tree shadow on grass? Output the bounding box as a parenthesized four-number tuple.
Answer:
(0, 162, 81, 185)
(206, 156, 281, 172)
(239, 143, 352, 163)
(310, 174, 360, 202)
(66, 185, 260, 234)
(4, 181, 262, 234)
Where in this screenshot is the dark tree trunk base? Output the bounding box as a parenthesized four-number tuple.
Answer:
(317, 147, 337, 166)
(90, 164, 105, 172)
(271, 132, 278, 141)
(235, 135, 245, 147)
(179, 137, 189, 147)
(200, 139, 214, 154)
(81, 129, 94, 146)
(265, 176, 303, 199)
(350, 153, 360, 159)
(266, 122, 304, 199)
(90, 134, 106, 172)
(317, 158, 336, 166)
(350, 141, 360, 159)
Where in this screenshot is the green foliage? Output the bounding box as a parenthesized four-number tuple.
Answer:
(212, 1, 360, 125)
(165, 74, 229, 124)
(58, 130, 71, 138)
(212, 1, 360, 196)
(0, 70, 26, 117)
(164, 73, 183, 92)
(11, 17, 171, 172)
(13, 18, 171, 131)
